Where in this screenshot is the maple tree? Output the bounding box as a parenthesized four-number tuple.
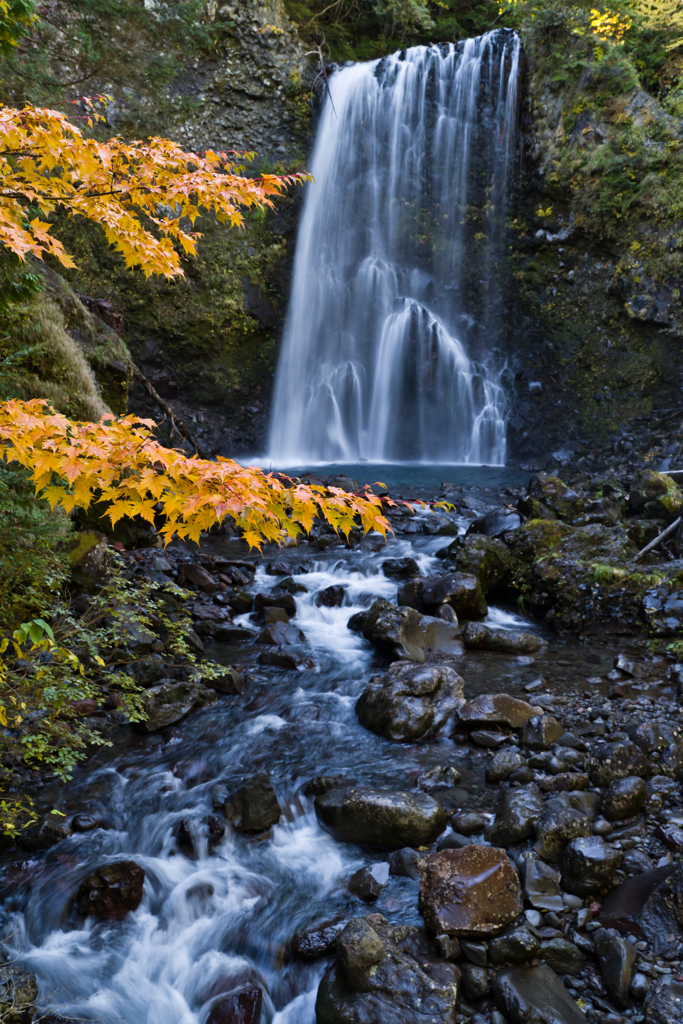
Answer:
(0, 399, 391, 547)
(0, 102, 308, 277)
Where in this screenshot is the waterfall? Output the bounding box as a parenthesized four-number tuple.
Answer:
(268, 30, 521, 466)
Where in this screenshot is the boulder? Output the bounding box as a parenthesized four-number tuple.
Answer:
(485, 785, 544, 846)
(638, 865, 683, 956)
(489, 925, 541, 965)
(224, 774, 281, 833)
(142, 680, 213, 732)
(254, 592, 297, 617)
(461, 963, 489, 1000)
(438, 534, 511, 593)
(534, 806, 591, 860)
(486, 748, 527, 783)
(257, 649, 316, 671)
(634, 722, 683, 779)
(356, 662, 464, 742)
(457, 693, 537, 731)
(561, 836, 623, 895)
(315, 787, 447, 850)
(522, 473, 585, 521)
(629, 470, 678, 514)
(255, 622, 305, 646)
(203, 667, 247, 695)
(348, 863, 390, 902)
(601, 776, 647, 821)
(462, 622, 543, 654)
(398, 573, 487, 618)
(292, 919, 344, 961)
(586, 740, 650, 786)
(593, 927, 636, 1009)
(315, 585, 345, 608)
(644, 980, 683, 1024)
(181, 563, 217, 591)
(491, 964, 585, 1024)
(467, 506, 522, 538)
(20, 812, 71, 852)
(362, 599, 427, 663)
(522, 715, 565, 751)
(206, 989, 261, 1024)
(418, 845, 522, 938)
(539, 937, 584, 976)
(76, 860, 145, 920)
(66, 530, 110, 591)
(315, 915, 460, 1024)
(382, 558, 420, 579)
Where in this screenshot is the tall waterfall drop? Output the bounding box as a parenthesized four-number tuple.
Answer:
(269, 31, 521, 465)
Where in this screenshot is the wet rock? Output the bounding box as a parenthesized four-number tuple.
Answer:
(347, 610, 367, 633)
(418, 845, 523, 938)
(203, 666, 247, 695)
(382, 557, 420, 579)
(450, 811, 488, 836)
(273, 576, 308, 596)
(20, 812, 71, 852)
(254, 592, 297, 617)
(388, 847, 422, 880)
(586, 740, 650, 786)
(255, 622, 306, 646)
(467, 506, 522, 538)
(348, 863, 390, 901)
(257, 649, 316, 670)
(631, 972, 650, 1001)
(421, 615, 464, 654)
(629, 469, 676, 514)
(637, 865, 683, 956)
(486, 748, 528, 783)
(462, 622, 543, 654)
(263, 607, 289, 625)
(224, 774, 281, 833)
(471, 729, 505, 748)
(417, 766, 462, 791)
(593, 927, 636, 1010)
(215, 625, 257, 643)
(266, 561, 308, 576)
(315, 914, 460, 1024)
(561, 836, 623, 895)
(362, 599, 427, 663)
(623, 847, 653, 875)
(485, 785, 544, 846)
(76, 860, 145, 920)
(0, 961, 38, 1022)
(601, 776, 647, 821)
(71, 813, 106, 833)
(534, 806, 591, 860)
(421, 572, 488, 618)
(292, 918, 344, 961)
(489, 924, 541, 965)
(461, 963, 490, 1000)
(522, 473, 585, 521)
(356, 662, 464, 742)
(540, 773, 590, 794)
(142, 680, 213, 732)
(457, 693, 538, 731)
(522, 715, 565, 751)
(519, 856, 564, 912)
(434, 934, 461, 960)
(460, 939, 487, 966)
(539, 937, 584, 976)
(315, 585, 345, 608)
(315, 787, 447, 850)
(644, 980, 683, 1024)
(206, 989, 262, 1024)
(633, 722, 683, 779)
(226, 592, 253, 616)
(442, 534, 511, 593)
(493, 963, 585, 1024)
(181, 563, 217, 591)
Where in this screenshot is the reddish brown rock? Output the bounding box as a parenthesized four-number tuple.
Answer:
(206, 989, 262, 1024)
(418, 845, 522, 938)
(456, 694, 537, 731)
(181, 564, 217, 591)
(76, 860, 145, 920)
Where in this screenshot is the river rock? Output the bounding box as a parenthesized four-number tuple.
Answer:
(355, 662, 464, 741)
(461, 962, 489, 1000)
(523, 473, 585, 521)
(181, 563, 217, 591)
(255, 622, 305, 646)
(20, 812, 71, 852)
(315, 914, 460, 1024)
(421, 572, 487, 617)
(417, 766, 462, 790)
(534, 806, 591, 860)
(141, 680, 213, 732)
(522, 715, 565, 751)
(638, 865, 683, 956)
(601, 776, 647, 821)
(485, 785, 544, 846)
(519, 856, 564, 912)
(440, 534, 511, 592)
(540, 937, 584, 976)
(450, 811, 488, 836)
(418, 845, 522, 937)
(315, 787, 447, 849)
(467, 506, 523, 538)
(315, 585, 345, 608)
(292, 918, 344, 960)
(457, 693, 537, 731)
(254, 592, 297, 617)
(462, 622, 543, 654)
(382, 557, 420, 579)
(348, 863, 390, 902)
(486, 747, 527, 783)
(491, 964, 585, 1024)
(634, 722, 683, 778)
(203, 666, 247, 695)
(593, 927, 636, 1009)
(206, 989, 261, 1024)
(489, 924, 541, 965)
(561, 836, 623, 895)
(644, 980, 683, 1024)
(586, 739, 650, 786)
(362, 599, 427, 663)
(388, 847, 422, 880)
(224, 773, 281, 833)
(76, 860, 145, 920)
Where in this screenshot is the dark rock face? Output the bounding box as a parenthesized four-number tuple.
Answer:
(205, 988, 262, 1024)
(561, 836, 623, 895)
(593, 927, 636, 1010)
(637, 865, 683, 956)
(523, 474, 585, 521)
(539, 937, 584, 976)
(361, 599, 427, 663)
(586, 740, 650, 787)
(491, 964, 585, 1024)
(462, 621, 543, 653)
(224, 774, 281, 833)
(457, 693, 537, 730)
(644, 980, 683, 1024)
(76, 861, 145, 920)
(601, 776, 647, 821)
(418, 846, 522, 938)
(292, 919, 344, 961)
(315, 915, 460, 1024)
(420, 572, 488, 618)
(520, 856, 564, 912)
(485, 785, 544, 846)
(355, 662, 464, 742)
(314, 787, 447, 850)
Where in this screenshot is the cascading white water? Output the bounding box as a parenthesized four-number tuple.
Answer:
(268, 31, 521, 466)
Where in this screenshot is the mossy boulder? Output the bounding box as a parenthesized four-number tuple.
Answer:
(65, 530, 110, 591)
(438, 534, 511, 594)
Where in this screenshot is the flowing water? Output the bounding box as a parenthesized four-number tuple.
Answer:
(269, 31, 521, 467)
(0, 515, 616, 1024)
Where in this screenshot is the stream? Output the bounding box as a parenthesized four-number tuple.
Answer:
(0, 489, 619, 1024)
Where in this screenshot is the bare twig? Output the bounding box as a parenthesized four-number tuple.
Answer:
(306, 38, 337, 118)
(131, 364, 208, 459)
(634, 516, 681, 562)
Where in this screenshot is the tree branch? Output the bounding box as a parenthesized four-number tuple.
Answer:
(131, 364, 208, 460)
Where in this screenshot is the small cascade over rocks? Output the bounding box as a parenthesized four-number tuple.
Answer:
(269, 30, 521, 465)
